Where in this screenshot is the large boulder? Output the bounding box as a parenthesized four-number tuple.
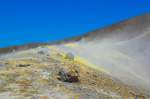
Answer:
(57, 68, 79, 83)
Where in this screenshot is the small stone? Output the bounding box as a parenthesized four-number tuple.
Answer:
(0, 63, 5, 68)
(64, 52, 74, 60)
(40, 70, 51, 80)
(39, 96, 48, 99)
(16, 64, 31, 67)
(38, 51, 45, 55)
(0, 79, 6, 86)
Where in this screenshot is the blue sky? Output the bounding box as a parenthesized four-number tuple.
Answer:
(0, 0, 150, 47)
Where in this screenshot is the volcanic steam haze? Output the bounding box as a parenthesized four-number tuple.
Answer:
(57, 14, 150, 91)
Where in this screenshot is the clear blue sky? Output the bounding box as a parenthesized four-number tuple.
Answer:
(0, 0, 150, 47)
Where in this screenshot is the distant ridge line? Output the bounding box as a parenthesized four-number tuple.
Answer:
(0, 13, 150, 54)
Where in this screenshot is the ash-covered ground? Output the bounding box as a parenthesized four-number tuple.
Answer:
(0, 46, 149, 99)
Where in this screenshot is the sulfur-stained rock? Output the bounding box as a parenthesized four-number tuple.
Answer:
(64, 52, 74, 60)
(39, 96, 49, 99)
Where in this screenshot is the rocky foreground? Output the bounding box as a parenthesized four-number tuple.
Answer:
(0, 46, 149, 99)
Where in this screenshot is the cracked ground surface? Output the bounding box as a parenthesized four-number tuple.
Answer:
(0, 46, 149, 99)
